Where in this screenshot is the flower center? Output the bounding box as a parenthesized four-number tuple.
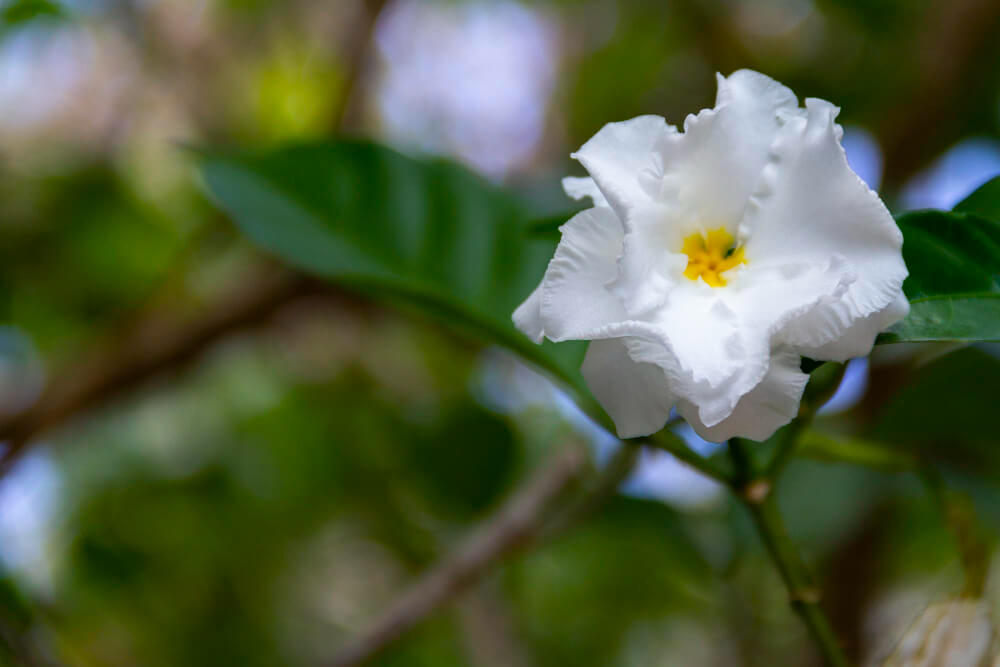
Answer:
(681, 228, 746, 287)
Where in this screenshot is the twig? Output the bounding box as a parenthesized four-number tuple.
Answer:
(0, 0, 390, 474)
(328, 444, 589, 667)
(540, 441, 641, 539)
(0, 271, 320, 472)
(728, 438, 851, 667)
(331, 0, 388, 132)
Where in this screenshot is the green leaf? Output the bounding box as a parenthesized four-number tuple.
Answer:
(868, 347, 1000, 473)
(525, 210, 582, 241)
(954, 175, 1000, 222)
(879, 294, 1000, 343)
(197, 140, 586, 391)
(879, 210, 1000, 343)
(1, 0, 63, 29)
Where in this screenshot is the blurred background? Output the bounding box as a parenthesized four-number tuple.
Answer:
(0, 0, 999, 664)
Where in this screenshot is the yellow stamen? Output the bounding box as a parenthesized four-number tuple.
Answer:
(681, 228, 746, 287)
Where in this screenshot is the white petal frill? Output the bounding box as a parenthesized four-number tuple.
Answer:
(651, 69, 797, 232)
(512, 202, 626, 345)
(741, 98, 907, 353)
(571, 115, 672, 221)
(676, 348, 809, 443)
(581, 338, 675, 439)
(512, 285, 545, 344)
(561, 176, 608, 208)
(608, 70, 799, 318)
(537, 207, 627, 342)
(798, 293, 909, 362)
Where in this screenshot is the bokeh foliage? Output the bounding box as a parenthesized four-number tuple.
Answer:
(0, 0, 999, 665)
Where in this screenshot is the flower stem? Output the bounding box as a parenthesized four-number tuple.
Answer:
(762, 412, 810, 479)
(729, 438, 852, 667)
(745, 493, 851, 666)
(644, 430, 732, 484)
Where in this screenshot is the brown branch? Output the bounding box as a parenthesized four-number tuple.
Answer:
(0, 0, 390, 473)
(328, 444, 591, 667)
(0, 270, 322, 471)
(330, 0, 388, 132)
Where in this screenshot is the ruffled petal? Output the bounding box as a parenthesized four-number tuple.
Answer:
(608, 203, 688, 316)
(562, 176, 608, 208)
(797, 293, 909, 361)
(650, 69, 797, 232)
(676, 348, 808, 442)
(741, 97, 907, 351)
(610, 70, 799, 317)
(538, 207, 628, 341)
(571, 115, 672, 221)
(645, 286, 745, 388)
(581, 338, 675, 438)
(512, 285, 545, 343)
(619, 309, 753, 429)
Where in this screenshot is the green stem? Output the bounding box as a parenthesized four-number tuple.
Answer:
(729, 437, 851, 667)
(797, 431, 916, 472)
(643, 430, 732, 484)
(745, 494, 851, 667)
(765, 361, 847, 479)
(763, 414, 811, 479)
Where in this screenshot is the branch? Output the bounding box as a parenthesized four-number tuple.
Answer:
(0, 271, 322, 472)
(331, 0, 388, 132)
(328, 444, 593, 667)
(0, 0, 390, 473)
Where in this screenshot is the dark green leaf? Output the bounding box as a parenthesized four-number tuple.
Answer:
(197, 140, 586, 390)
(525, 210, 582, 240)
(878, 294, 1000, 343)
(1, 0, 62, 27)
(879, 210, 1000, 343)
(868, 347, 1000, 472)
(954, 175, 1000, 222)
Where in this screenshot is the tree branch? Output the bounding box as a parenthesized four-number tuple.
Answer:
(0, 270, 323, 472)
(0, 0, 390, 474)
(328, 443, 593, 667)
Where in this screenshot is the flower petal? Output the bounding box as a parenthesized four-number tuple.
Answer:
(651, 69, 797, 231)
(581, 338, 675, 438)
(512, 285, 545, 343)
(608, 203, 688, 316)
(741, 97, 907, 351)
(610, 70, 799, 317)
(798, 293, 909, 361)
(562, 176, 608, 208)
(676, 348, 808, 442)
(571, 115, 672, 221)
(619, 307, 754, 429)
(539, 206, 628, 341)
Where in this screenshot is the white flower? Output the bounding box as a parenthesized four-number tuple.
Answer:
(514, 70, 909, 442)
